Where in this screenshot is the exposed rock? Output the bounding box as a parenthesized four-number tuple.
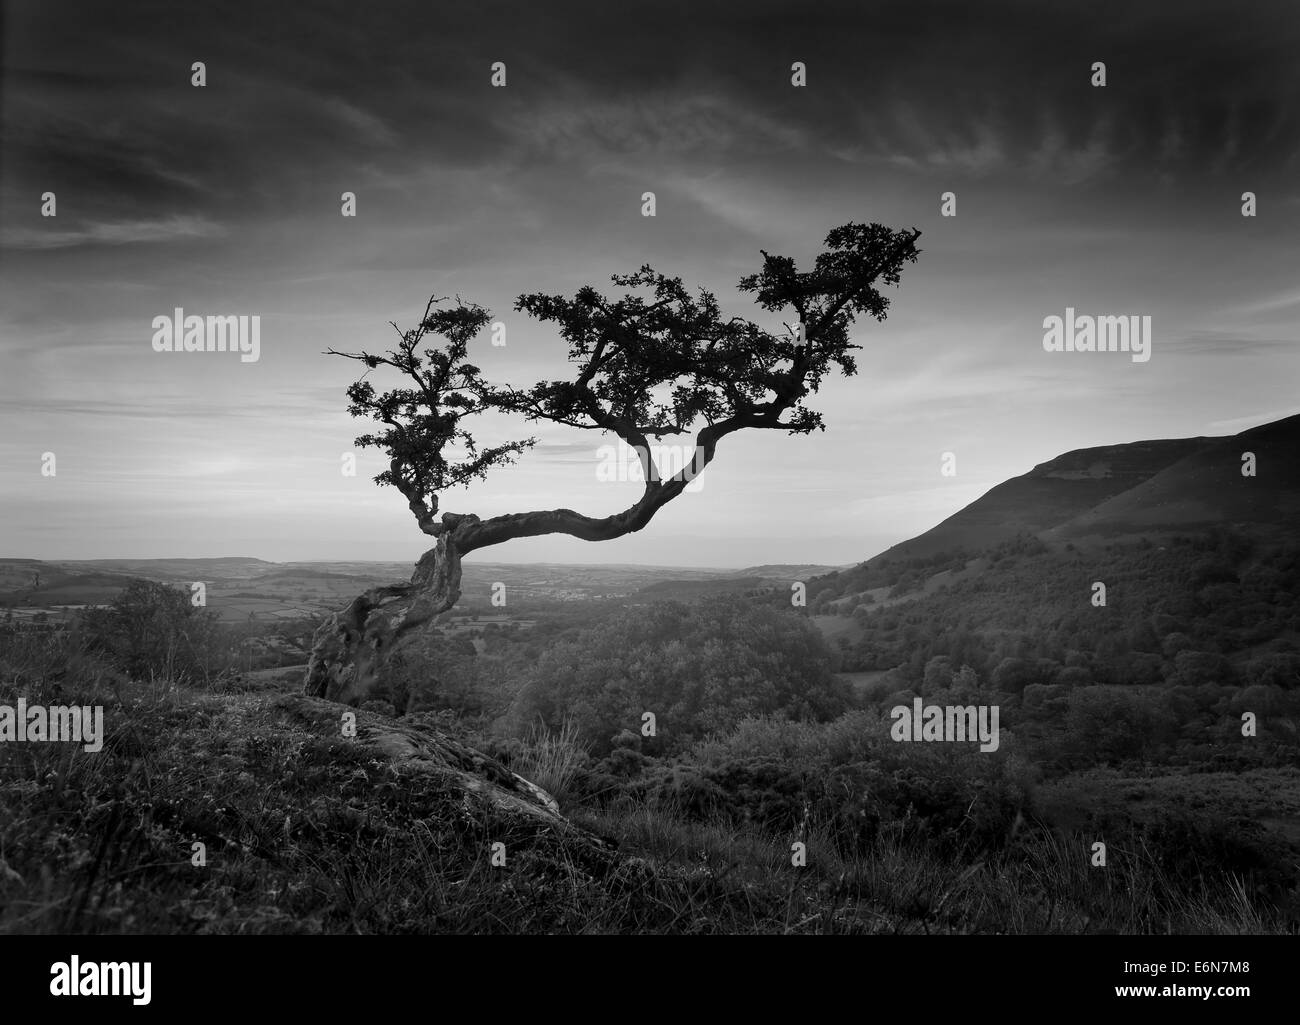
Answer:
(272, 693, 576, 828)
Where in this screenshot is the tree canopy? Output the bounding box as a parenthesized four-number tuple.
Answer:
(329, 221, 921, 552)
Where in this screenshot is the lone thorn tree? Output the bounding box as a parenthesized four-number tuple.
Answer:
(304, 221, 922, 705)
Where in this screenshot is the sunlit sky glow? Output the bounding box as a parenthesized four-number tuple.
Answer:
(2, 0, 1298, 567)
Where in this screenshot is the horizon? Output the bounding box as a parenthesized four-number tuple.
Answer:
(3, 409, 1288, 567)
(0, 556, 846, 571)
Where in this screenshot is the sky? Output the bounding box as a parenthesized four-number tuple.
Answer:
(2, 0, 1298, 568)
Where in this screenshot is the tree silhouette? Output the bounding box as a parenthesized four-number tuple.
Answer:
(304, 222, 921, 705)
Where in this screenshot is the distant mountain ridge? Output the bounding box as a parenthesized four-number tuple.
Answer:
(868, 413, 1300, 565)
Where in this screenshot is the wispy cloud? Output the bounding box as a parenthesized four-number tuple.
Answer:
(1, 215, 225, 250)
(1165, 330, 1295, 356)
(499, 90, 806, 160)
(1206, 407, 1300, 433)
(1223, 288, 1300, 317)
(1028, 112, 1118, 185)
(322, 96, 399, 147)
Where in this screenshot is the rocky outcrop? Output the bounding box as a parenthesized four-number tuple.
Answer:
(357, 712, 563, 823)
(272, 693, 579, 830)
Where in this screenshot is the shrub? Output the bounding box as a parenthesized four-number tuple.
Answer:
(79, 580, 229, 685)
(507, 596, 849, 754)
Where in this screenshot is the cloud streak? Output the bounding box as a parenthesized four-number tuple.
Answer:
(2, 215, 225, 250)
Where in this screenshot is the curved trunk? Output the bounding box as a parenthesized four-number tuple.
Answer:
(303, 535, 463, 707)
(303, 462, 702, 707)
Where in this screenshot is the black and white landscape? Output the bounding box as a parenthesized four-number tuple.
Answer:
(1, 0, 1299, 947)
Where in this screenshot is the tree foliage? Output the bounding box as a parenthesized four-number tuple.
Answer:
(329, 222, 921, 546)
(507, 597, 850, 755)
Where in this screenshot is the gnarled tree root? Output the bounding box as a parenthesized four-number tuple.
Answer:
(303, 536, 463, 706)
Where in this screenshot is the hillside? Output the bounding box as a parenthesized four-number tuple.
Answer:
(0, 560, 141, 605)
(865, 414, 1299, 566)
(820, 414, 1300, 595)
(736, 564, 848, 578)
(802, 414, 1300, 683)
(1052, 414, 1300, 540)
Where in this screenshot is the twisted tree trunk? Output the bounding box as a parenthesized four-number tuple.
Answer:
(303, 534, 464, 706)
(303, 493, 688, 707)
(304, 436, 713, 707)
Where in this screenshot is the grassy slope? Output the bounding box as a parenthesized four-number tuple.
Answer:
(2, 637, 1293, 934)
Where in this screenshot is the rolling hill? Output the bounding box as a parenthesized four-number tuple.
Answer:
(806, 413, 1300, 667)
(867, 413, 1300, 566)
